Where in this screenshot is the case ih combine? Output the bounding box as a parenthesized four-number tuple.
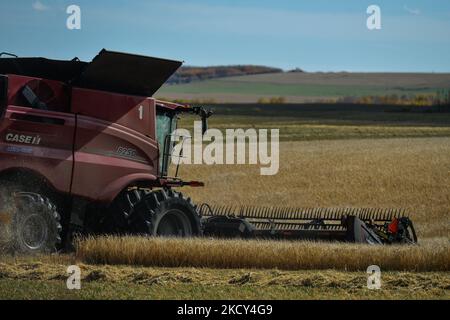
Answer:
(0, 50, 417, 254)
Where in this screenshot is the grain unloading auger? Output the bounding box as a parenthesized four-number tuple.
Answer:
(200, 205, 417, 244)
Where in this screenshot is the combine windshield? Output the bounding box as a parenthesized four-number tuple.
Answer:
(156, 110, 177, 176)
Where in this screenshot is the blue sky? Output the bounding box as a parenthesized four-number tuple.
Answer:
(1, 0, 450, 72)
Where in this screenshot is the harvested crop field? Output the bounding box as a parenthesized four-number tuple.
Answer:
(0, 257, 448, 300)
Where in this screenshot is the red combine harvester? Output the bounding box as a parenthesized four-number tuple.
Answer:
(0, 50, 416, 254)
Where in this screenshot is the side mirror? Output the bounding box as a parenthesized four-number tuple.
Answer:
(192, 106, 213, 135)
(202, 115, 208, 135)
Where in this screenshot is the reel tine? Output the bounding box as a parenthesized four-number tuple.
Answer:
(282, 207, 288, 219)
(223, 205, 230, 216)
(280, 207, 286, 219)
(292, 207, 298, 220)
(284, 207, 290, 219)
(310, 208, 315, 219)
(264, 207, 271, 219)
(272, 207, 278, 219)
(363, 208, 369, 220)
(244, 206, 250, 217)
(285, 207, 292, 219)
(252, 207, 259, 218)
(306, 207, 312, 220)
(277, 207, 283, 219)
(372, 208, 378, 221)
(253, 206, 260, 218)
(316, 208, 322, 220)
(257, 207, 263, 218)
(251, 207, 258, 218)
(263, 207, 270, 219)
(326, 208, 331, 220)
(384, 208, 390, 220)
(302, 207, 308, 220)
(245, 206, 251, 218)
(314, 207, 319, 219)
(371, 208, 376, 220)
(302, 208, 308, 220)
(282, 207, 287, 219)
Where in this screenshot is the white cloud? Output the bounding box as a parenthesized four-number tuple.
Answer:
(32, 0, 49, 11)
(404, 5, 420, 15)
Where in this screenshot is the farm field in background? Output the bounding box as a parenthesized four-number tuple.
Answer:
(157, 72, 450, 103)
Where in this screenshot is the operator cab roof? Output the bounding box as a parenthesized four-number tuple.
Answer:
(0, 49, 182, 97)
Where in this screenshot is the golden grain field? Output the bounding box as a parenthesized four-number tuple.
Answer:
(72, 137, 450, 273)
(75, 236, 449, 272)
(178, 137, 450, 239)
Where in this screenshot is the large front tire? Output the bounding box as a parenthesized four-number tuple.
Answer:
(129, 189, 201, 237)
(0, 191, 62, 254)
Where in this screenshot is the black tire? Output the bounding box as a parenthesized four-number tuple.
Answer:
(129, 189, 201, 237)
(0, 191, 62, 254)
(100, 188, 147, 234)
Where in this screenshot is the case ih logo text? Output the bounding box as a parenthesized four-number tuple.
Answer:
(5, 133, 41, 145)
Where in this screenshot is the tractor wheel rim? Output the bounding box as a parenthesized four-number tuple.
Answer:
(20, 214, 48, 250)
(157, 209, 190, 237)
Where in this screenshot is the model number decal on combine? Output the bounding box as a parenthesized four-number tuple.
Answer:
(117, 146, 137, 158)
(5, 133, 41, 145)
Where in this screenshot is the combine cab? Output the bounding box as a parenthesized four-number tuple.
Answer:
(0, 50, 417, 254)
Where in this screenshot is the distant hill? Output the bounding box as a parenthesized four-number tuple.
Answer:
(157, 71, 450, 104)
(167, 65, 283, 84)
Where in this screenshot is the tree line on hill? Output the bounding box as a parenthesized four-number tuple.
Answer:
(167, 65, 283, 84)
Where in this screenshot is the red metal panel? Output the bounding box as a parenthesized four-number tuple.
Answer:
(0, 105, 75, 194)
(71, 114, 159, 202)
(71, 87, 156, 139)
